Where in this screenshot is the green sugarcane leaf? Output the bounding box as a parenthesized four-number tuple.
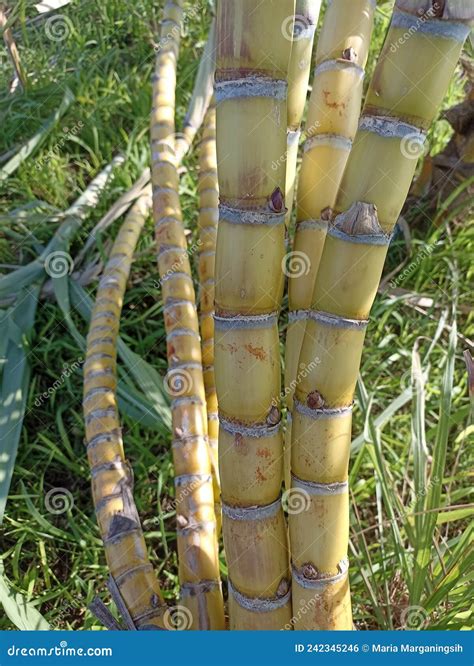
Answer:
(0, 286, 40, 522)
(411, 314, 458, 605)
(0, 88, 74, 183)
(411, 343, 429, 545)
(0, 157, 123, 299)
(436, 506, 474, 525)
(0, 561, 49, 631)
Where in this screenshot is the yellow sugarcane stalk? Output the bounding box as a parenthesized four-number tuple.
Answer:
(197, 98, 221, 527)
(288, 0, 472, 630)
(83, 192, 167, 630)
(214, 0, 295, 630)
(151, 0, 225, 630)
(284, 0, 375, 490)
(285, 0, 321, 229)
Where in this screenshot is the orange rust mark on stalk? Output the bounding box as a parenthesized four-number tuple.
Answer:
(256, 467, 267, 483)
(323, 90, 346, 111)
(256, 447, 271, 459)
(244, 343, 266, 360)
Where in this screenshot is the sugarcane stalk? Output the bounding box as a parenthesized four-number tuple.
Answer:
(288, 0, 472, 630)
(214, 0, 294, 630)
(83, 192, 167, 630)
(284, 0, 375, 490)
(197, 98, 221, 526)
(175, 20, 216, 164)
(285, 0, 321, 228)
(151, 0, 225, 630)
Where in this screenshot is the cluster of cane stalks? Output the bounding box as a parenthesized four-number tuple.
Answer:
(84, 0, 472, 631)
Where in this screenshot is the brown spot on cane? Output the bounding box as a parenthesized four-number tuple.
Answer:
(307, 390, 325, 410)
(323, 90, 346, 111)
(301, 562, 320, 580)
(277, 578, 289, 597)
(341, 47, 357, 62)
(244, 343, 266, 360)
(266, 405, 280, 425)
(268, 187, 284, 213)
(255, 467, 267, 483)
(321, 206, 333, 222)
(256, 447, 271, 459)
(333, 201, 383, 236)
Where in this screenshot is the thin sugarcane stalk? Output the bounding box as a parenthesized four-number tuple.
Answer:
(284, 0, 375, 490)
(285, 0, 321, 228)
(83, 192, 167, 630)
(214, 0, 294, 630)
(0, 5, 27, 91)
(288, 0, 472, 630)
(151, 0, 225, 630)
(175, 20, 216, 164)
(197, 98, 221, 526)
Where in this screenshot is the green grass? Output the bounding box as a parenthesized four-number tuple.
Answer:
(0, 0, 473, 631)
